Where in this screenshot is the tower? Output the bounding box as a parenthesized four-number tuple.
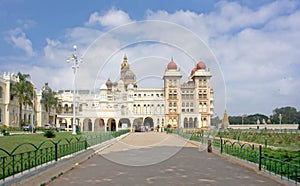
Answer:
(163, 58, 182, 128)
(120, 54, 137, 89)
(190, 60, 214, 128)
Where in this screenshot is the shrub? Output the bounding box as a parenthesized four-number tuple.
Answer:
(44, 130, 56, 138)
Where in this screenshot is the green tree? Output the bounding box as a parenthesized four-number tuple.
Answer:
(271, 106, 300, 124)
(10, 72, 35, 127)
(41, 83, 59, 125)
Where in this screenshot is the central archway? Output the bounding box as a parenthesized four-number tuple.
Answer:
(119, 118, 131, 129)
(143, 117, 154, 131)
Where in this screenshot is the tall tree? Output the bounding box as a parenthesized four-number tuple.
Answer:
(271, 106, 300, 124)
(10, 72, 35, 126)
(41, 83, 59, 125)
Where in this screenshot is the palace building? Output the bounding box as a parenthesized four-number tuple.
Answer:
(55, 55, 214, 132)
(0, 55, 214, 131)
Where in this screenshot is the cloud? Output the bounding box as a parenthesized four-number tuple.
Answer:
(143, 1, 300, 115)
(3, 0, 299, 117)
(85, 8, 133, 27)
(6, 28, 35, 56)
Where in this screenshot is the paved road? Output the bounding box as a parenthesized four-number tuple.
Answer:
(48, 132, 282, 186)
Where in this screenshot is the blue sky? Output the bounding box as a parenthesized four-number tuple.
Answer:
(0, 0, 299, 117)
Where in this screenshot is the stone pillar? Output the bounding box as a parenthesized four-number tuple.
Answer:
(115, 118, 119, 131)
(103, 118, 108, 132)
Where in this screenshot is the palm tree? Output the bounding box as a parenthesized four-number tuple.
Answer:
(10, 72, 35, 127)
(41, 83, 59, 125)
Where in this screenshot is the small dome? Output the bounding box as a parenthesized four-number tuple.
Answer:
(100, 83, 107, 90)
(196, 61, 206, 69)
(105, 78, 112, 87)
(167, 59, 177, 70)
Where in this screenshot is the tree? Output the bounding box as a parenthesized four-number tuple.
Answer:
(10, 72, 35, 127)
(271, 106, 300, 124)
(41, 83, 59, 125)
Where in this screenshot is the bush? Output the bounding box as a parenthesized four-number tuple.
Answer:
(44, 130, 56, 138)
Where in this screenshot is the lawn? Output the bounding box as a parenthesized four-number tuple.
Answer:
(0, 132, 81, 155)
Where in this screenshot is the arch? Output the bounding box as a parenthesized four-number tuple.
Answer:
(119, 118, 131, 129)
(188, 117, 193, 128)
(194, 117, 198, 128)
(58, 118, 68, 130)
(94, 118, 105, 131)
(184, 117, 188, 128)
(133, 117, 143, 132)
(107, 118, 116, 131)
(83, 118, 92, 131)
(144, 117, 154, 131)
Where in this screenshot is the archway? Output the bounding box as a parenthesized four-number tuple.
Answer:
(108, 118, 116, 131)
(119, 118, 131, 129)
(94, 118, 105, 131)
(143, 117, 154, 131)
(83, 118, 93, 131)
(184, 117, 188, 128)
(194, 117, 198, 128)
(189, 117, 193, 128)
(133, 117, 143, 132)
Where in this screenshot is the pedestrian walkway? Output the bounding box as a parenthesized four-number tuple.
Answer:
(48, 132, 283, 185)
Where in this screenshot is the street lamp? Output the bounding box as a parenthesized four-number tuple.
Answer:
(279, 113, 282, 131)
(67, 45, 83, 135)
(242, 114, 246, 125)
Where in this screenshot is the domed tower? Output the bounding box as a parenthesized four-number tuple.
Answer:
(120, 54, 137, 89)
(191, 59, 213, 128)
(163, 58, 182, 128)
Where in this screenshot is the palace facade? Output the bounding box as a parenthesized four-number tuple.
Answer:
(0, 55, 214, 131)
(56, 55, 214, 132)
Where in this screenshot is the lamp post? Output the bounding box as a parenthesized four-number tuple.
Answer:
(242, 114, 246, 125)
(67, 45, 83, 135)
(279, 113, 282, 132)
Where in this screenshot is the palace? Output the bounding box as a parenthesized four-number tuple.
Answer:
(56, 55, 214, 131)
(0, 55, 214, 131)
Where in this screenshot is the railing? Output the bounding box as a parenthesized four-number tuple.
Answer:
(0, 130, 129, 180)
(170, 129, 300, 184)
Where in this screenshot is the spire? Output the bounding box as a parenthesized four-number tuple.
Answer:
(222, 109, 230, 129)
(121, 54, 129, 69)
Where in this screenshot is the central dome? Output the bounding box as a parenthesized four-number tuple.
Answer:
(167, 60, 177, 70)
(196, 61, 206, 69)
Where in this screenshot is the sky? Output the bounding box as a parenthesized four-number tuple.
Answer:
(0, 0, 299, 117)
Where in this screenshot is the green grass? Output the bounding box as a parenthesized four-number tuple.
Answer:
(218, 130, 300, 151)
(0, 132, 80, 155)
